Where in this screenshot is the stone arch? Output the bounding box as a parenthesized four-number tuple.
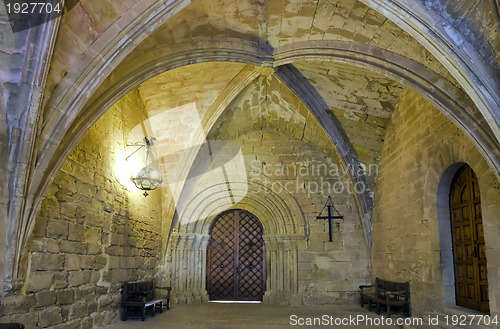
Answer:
(36, 40, 500, 212)
(35, 41, 500, 216)
(164, 173, 307, 304)
(39, 1, 500, 189)
(174, 175, 307, 236)
(40, 0, 192, 159)
(361, 0, 500, 142)
(424, 140, 500, 313)
(18, 39, 500, 290)
(273, 41, 500, 181)
(436, 162, 468, 307)
(14, 17, 500, 293)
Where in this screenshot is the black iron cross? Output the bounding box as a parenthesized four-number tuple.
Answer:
(316, 196, 344, 242)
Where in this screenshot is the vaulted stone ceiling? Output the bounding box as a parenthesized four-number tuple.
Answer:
(3, 0, 500, 289)
(35, 0, 500, 183)
(130, 59, 403, 194)
(138, 62, 246, 119)
(80, 0, 456, 166)
(40, 0, 500, 163)
(36, 0, 500, 240)
(94, 0, 493, 193)
(293, 61, 402, 163)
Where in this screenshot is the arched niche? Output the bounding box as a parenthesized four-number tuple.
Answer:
(162, 174, 307, 305)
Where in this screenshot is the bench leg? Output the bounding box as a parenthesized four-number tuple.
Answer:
(166, 298, 170, 310)
(376, 302, 381, 315)
(141, 307, 146, 321)
(387, 305, 392, 318)
(159, 301, 163, 314)
(121, 306, 128, 321)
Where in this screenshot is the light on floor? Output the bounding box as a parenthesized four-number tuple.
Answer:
(209, 300, 261, 303)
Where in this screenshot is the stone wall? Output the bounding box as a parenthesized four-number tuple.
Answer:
(165, 76, 371, 305)
(0, 92, 163, 328)
(248, 130, 370, 305)
(372, 87, 500, 317)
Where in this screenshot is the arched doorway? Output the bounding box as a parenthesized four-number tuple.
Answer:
(450, 164, 489, 312)
(206, 209, 266, 301)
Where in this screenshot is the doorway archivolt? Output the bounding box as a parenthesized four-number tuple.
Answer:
(163, 177, 307, 304)
(434, 160, 497, 313)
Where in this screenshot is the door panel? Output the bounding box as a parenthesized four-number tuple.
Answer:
(450, 165, 489, 312)
(237, 211, 265, 300)
(207, 211, 236, 299)
(207, 210, 265, 301)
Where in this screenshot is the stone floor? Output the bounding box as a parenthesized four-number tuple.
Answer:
(102, 302, 408, 329)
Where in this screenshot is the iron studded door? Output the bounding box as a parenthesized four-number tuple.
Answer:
(450, 165, 489, 312)
(207, 210, 266, 301)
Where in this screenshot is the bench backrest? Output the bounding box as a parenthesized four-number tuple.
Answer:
(375, 277, 386, 299)
(122, 281, 155, 302)
(375, 277, 410, 301)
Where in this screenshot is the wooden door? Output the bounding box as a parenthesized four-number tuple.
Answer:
(207, 209, 266, 301)
(450, 165, 489, 312)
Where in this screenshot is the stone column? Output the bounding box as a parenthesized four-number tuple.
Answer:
(1, 8, 60, 295)
(262, 234, 305, 305)
(165, 233, 210, 303)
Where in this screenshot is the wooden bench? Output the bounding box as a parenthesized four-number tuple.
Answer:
(359, 277, 410, 317)
(121, 281, 172, 321)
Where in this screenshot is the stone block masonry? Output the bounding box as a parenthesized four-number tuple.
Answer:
(0, 94, 163, 328)
(372, 87, 500, 318)
(165, 75, 371, 306)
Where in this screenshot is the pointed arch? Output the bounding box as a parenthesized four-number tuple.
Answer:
(360, 0, 500, 143)
(20, 40, 500, 285)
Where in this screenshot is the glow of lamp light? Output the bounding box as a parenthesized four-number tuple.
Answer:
(115, 152, 142, 192)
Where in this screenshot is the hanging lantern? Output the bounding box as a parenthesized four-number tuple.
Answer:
(127, 137, 163, 197)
